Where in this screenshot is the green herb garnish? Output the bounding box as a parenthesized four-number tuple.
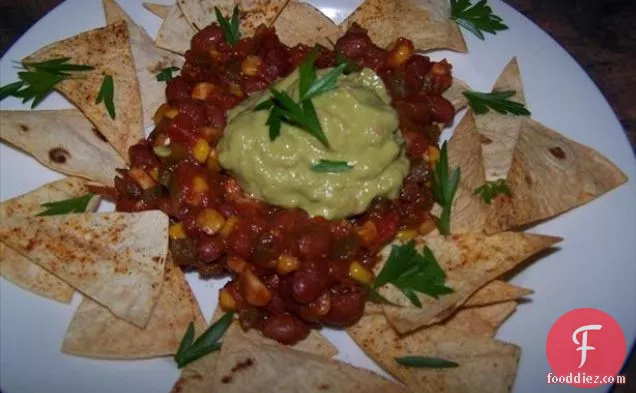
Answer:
(474, 179, 511, 204)
(0, 57, 94, 108)
(463, 90, 530, 116)
(37, 194, 95, 216)
(430, 142, 460, 236)
(96, 74, 115, 120)
(335, 50, 360, 75)
(372, 241, 453, 308)
(450, 0, 508, 40)
(311, 159, 353, 173)
(174, 312, 234, 368)
(396, 356, 459, 368)
(214, 5, 240, 47)
(364, 285, 402, 307)
(155, 66, 180, 82)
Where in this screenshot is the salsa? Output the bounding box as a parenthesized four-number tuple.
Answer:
(113, 23, 455, 344)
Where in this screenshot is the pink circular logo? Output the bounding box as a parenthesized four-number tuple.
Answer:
(546, 308, 626, 387)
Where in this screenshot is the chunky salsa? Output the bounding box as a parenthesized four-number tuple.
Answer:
(112, 23, 455, 345)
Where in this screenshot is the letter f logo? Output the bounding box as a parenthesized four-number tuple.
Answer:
(572, 324, 602, 368)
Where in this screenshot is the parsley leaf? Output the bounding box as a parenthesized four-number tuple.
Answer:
(335, 50, 361, 75)
(96, 74, 115, 120)
(155, 66, 180, 82)
(463, 90, 530, 115)
(311, 160, 353, 173)
(215, 5, 240, 46)
(37, 194, 95, 216)
(474, 179, 511, 204)
(372, 241, 453, 308)
(174, 312, 234, 368)
(430, 142, 460, 235)
(395, 356, 459, 368)
(450, 0, 508, 40)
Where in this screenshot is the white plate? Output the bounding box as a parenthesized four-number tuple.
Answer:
(1, 1, 635, 393)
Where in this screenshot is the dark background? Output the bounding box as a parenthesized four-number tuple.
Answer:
(0, 0, 633, 391)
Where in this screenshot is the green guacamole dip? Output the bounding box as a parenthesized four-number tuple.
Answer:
(217, 68, 409, 219)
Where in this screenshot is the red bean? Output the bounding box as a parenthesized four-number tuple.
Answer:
(204, 102, 227, 129)
(262, 313, 310, 345)
(429, 95, 455, 125)
(290, 267, 328, 304)
(191, 25, 225, 52)
(178, 100, 207, 128)
(405, 55, 432, 94)
(226, 221, 259, 259)
(323, 285, 366, 326)
(298, 231, 331, 260)
(196, 235, 225, 263)
(128, 142, 160, 170)
(336, 32, 372, 60)
(166, 77, 192, 104)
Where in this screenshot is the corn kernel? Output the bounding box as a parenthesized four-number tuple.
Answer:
(153, 103, 170, 124)
(229, 83, 243, 97)
(355, 220, 378, 247)
(169, 223, 187, 239)
(349, 261, 374, 285)
(226, 256, 247, 274)
(149, 167, 160, 182)
(164, 107, 179, 119)
(425, 145, 440, 164)
(192, 176, 209, 193)
(219, 288, 238, 311)
(192, 82, 216, 101)
(207, 149, 222, 172)
(200, 126, 221, 143)
(128, 167, 157, 190)
(419, 219, 437, 235)
(192, 139, 210, 163)
(387, 38, 414, 68)
(220, 216, 240, 238)
(196, 208, 226, 235)
(277, 254, 300, 275)
(208, 49, 223, 62)
(396, 229, 418, 242)
(241, 269, 272, 307)
(241, 55, 263, 77)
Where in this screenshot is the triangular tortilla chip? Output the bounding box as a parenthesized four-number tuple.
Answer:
(348, 314, 520, 393)
(104, 0, 184, 129)
(442, 301, 517, 338)
(341, 0, 466, 51)
(485, 118, 628, 234)
(0, 177, 100, 303)
(156, 4, 196, 55)
(62, 260, 205, 359)
(143, 2, 171, 19)
(170, 307, 338, 392)
(0, 211, 168, 327)
(210, 325, 409, 392)
(376, 233, 560, 334)
(476, 58, 527, 181)
(0, 110, 125, 186)
(272, 0, 342, 48)
(177, 0, 288, 36)
(443, 77, 470, 112)
(22, 22, 144, 163)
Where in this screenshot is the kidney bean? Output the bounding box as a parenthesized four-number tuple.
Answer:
(196, 235, 225, 263)
(323, 285, 366, 326)
(290, 267, 328, 304)
(166, 77, 192, 103)
(262, 313, 310, 345)
(191, 25, 225, 52)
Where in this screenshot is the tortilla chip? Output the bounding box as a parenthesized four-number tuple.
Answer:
(211, 325, 409, 393)
(443, 77, 470, 112)
(376, 232, 560, 334)
(0, 177, 100, 303)
(22, 22, 143, 163)
(0, 211, 168, 327)
(177, 0, 288, 36)
(477, 58, 526, 181)
(156, 4, 196, 55)
(443, 301, 517, 338)
(0, 110, 125, 186)
(104, 0, 184, 129)
(485, 118, 628, 234)
(62, 260, 205, 359)
(448, 111, 485, 190)
(341, 0, 466, 51)
(348, 314, 520, 393)
(272, 0, 342, 48)
(464, 280, 532, 307)
(143, 2, 171, 19)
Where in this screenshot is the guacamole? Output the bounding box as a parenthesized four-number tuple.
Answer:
(217, 68, 409, 219)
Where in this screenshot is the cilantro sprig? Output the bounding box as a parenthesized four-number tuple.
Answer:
(474, 179, 511, 204)
(37, 194, 95, 216)
(174, 312, 234, 368)
(450, 0, 508, 40)
(311, 159, 353, 173)
(431, 142, 460, 236)
(215, 5, 240, 47)
(371, 241, 453, 308)
(155, 66, 180, 82)
(96, 74, 115, 120)
(396, 356, 459, 368)
(464, 90, 530, 116)
(0, 57, 94, 108)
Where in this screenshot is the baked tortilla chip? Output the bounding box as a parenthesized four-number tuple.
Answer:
(22, 22, 143, 163)
(177, 0, 288, 36)
(156, 4, 196, 55)
(443, 77, 470, 112)
(104, 0, 184, 128)
(0, 177, 100, 303)
(62, 260, 205, 359)
(273, 0, 342, 48)
(485, 118, 628, 234)
(348, 314, 520, 393)
(143, 2, 171, 19)
(0, 211, 168, 327)
(341, 0, 466, 51)
(477, 58, 526, 181)
(0, 110, 125, 185)
(210, 326, 409, 393)
(443, 301, 517, 338)
(376, 233, 560, 334)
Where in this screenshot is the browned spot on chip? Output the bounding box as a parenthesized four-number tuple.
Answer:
(91, 126, 108, 142)
(479, 134, 493, 145)
(524, 174, 532, 186)
(231, 358, 254, 373)
(221, 376, 232, 384)
(319, 383, 331, 390)
(49, 147, 70, 163)
(19, 124, 29, 132)
(549, 146, 566, 160)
